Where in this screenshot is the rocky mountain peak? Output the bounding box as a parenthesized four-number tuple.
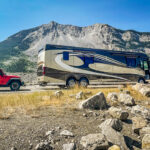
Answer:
(0, 21, 150, 63)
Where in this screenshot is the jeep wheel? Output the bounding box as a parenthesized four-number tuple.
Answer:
(10, 81, 20, 91)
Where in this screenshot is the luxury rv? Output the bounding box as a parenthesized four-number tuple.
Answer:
(37, 44, 150, 87)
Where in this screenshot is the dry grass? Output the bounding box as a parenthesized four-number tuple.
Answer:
(0, 84, 149, 119)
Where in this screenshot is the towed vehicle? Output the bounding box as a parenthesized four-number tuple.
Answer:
(0, 69, 24, 91)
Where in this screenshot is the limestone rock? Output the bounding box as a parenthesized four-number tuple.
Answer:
(108, 145, 121, 150)
(35, 141, 53, 150)
(54, 91, 64, 98)
(63, 143, 76, 150)
(45, 130, 55, 136)
(100, 125, 129, 150)
(139, 87, 150, 97)
(107, 93, 118, 101)
(132, 83, 144, 91)
(79, 92, 107, 110)
(131, 105, 150, 120)
(99, 118, 123, 132)
(108, 107, 129, 121)
(132, 116, 147, 134)
(80, 133, 109, 150)
(60, 130, 74, 137)
(76, 91, 85, 100)
(11, 147, 17, 150)
(132, 83, 150, 97)
(142, 134, 150, 149)
(118, 93, 135, 106)
(140, 127, 150, 138)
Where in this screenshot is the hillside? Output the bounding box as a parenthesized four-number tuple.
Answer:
(0, 21, 150, 72)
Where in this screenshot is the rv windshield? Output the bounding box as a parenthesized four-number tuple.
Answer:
(144, 61, 148, 70)
(140, 60, 149, 70)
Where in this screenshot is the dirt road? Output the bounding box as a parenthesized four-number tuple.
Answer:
(0, 83, 135, 94)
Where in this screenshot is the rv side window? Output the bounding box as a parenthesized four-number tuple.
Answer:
(126, 58, 136, 67)
(63, 52, 69, 60)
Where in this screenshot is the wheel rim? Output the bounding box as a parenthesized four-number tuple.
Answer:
(12, 82, 19, 90)
(139, 80, 144, 84)
(80, 80, 88, 87)
(68, 79, 76, 88)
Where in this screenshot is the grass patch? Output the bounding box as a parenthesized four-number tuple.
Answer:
(0, 85, 149, 119)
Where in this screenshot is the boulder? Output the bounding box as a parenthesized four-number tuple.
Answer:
(107, 93, 118, 106)
(60, 130, 74, 137)
(79, 92, 107, 110)
(139, 87, 150, 97)
(118, 93, 135, 106)
(108, 145, 121, 150)
(54, 91, 64, 98)
(35, 141, 53, 150)
(131, 105, 150, 120)
(108, 107, 129, 121)
(99, 118, 123, 132)
(142, 134, 150, 149)
(63, 143, 76, 150)
(140, 127, 150, 138)
(132, 83, 150, 97)
(100, 125, 129, 150)
(132, 116, 147, 134)
(80, 133, 109, 150)
(132, 83, 144, 91)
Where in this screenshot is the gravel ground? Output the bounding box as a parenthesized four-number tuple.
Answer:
(0, 100, 146, 150)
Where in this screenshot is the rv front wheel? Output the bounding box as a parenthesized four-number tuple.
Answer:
(67, 78, 76, 88)
(79, 77, 89, 88)
(138, 78, 145, 84)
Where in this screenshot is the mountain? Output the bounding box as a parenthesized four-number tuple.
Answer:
(0, 21, 150, 65)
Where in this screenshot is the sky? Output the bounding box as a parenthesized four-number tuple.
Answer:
(0, 0, 150, 41)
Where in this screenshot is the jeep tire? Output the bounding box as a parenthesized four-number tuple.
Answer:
(10, 81, 20, 91)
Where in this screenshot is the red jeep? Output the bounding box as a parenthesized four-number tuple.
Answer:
(0, 69, 24, 91)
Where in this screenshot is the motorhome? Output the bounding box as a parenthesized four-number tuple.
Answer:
(37, 44, 149, 87)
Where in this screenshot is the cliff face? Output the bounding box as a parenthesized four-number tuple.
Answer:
(0, 21, 150, 61)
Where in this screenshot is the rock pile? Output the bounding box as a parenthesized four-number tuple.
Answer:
(132, 83, 150, 97)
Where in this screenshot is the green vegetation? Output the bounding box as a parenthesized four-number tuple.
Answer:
(0, 57, 36, 73)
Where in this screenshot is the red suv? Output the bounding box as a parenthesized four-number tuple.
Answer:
(0, 69, 24, 91)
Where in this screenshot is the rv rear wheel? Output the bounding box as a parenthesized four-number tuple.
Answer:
(79, 77, 89, 88)
(67, 78, 76, 88)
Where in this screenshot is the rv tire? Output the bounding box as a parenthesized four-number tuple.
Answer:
(138, 78, 145, 84)
(79, 77, 89, 88)
(66, 77, 76, 88)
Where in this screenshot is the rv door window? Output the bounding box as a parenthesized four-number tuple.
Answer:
(126, 58, 136, 67)
(63, 52, 69, 60)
